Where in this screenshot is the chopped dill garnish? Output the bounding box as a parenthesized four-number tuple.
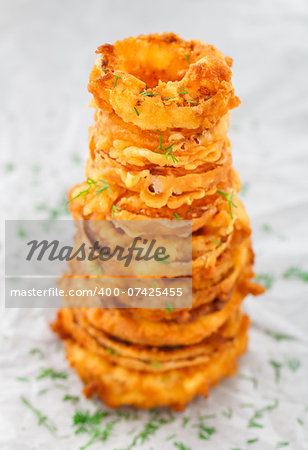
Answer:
(150, 360, 163, 368)
(62, 394, 79, 404)
(283, 266, 308, 283)
(263, 328, 296, 341)
(68, 178, 97, 203)
(166, 301, 173, 312)
(95, 179, 110, 196)
(140, 91, 158, 97)
(297, 418, 304, 425)
(134, 107, 140, 116)
(178, 86, 188, 95)
(248, 412, 264, 429)
(166, 434, 177, 440)
(29, 347, 44, 358)
(174, 443, 191, 450)
(192, 423, 216, 440)
(217, 190, 237, 219)
(255, 273, 275, 289)
(239, 374, 258, 389)
(277, 442, 289, 448)
(155, 132, 178, 165)
(211, 239, 223, 247)
(106, 347, 119, 357)
(37, 367, 67, 380)
(182, 417, 190, 427)
(173, 213, 181, 220)
(184, 54, 190, 63)
(18, 227, 27, 238)
(247, 438, 259, 444)
(21, 396, 60, 437)
(286, 358, 300, 371)
(111, 204, 121, 218)
(113, 74, 122, 87)
(199, 414, 216, 420)
(186, 100, 197, 104)
(126, 410, 174, 449)
(269, 360, 283, 383)
(163, 97, 176, 100)
(222, 407, 233, 419)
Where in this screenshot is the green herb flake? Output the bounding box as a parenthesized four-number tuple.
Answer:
(197, 424, 216, 440)
(21, 396, 59, 436)
(38, 388, 48, 396)
(155, 134, 178, 165)
(140, 91, 157, 97)
(286, 358, 300, 372)
(247, 438, 259, 444)
(276, 442, 289, 448)
(150, 360, 163, 368)
(255, 273, 275, 289)
(184, 54, 190, 63)
(73, 409, 110, 429)
(257, 399, 279, 414)
(264, 329, 296, 341)
(16, 377, 30, 382)
(217, 190, 237, 219)
(113, 74, 122, 87)
(106, 347, 119, 357)
(166, 301, 173, 312)
(173, 213, 182, 221)
(116, 410, 131, 420)
(269, 360, 283, 383)
(166, 434, 177, 440)
(199, 414, 217, 420)
(182, 417, 190, 427)
(174, 443, 191, 450)
(186, 100, 198, 104)
(222, 407, 233, 419)
(62, 394, 79, 404)
(18, 227, 27, 238)
(248, 414, 264, 429)
(29, 348, 44, 359)
(211, 238, 223, 247)
(283, 266, 308, 283)
(111, 204, 121, 218)
(95, 179, 110, 196)
(163, 96, 176, 100)
(4, 162, 14, 172)
(134, 107, 140, 116)
(68, 178, 97, 203)
(37, 367, 67, 380)
(239, 374, 258, 390)
(178, 86, 188, 95)
(297, 417, 304, 425)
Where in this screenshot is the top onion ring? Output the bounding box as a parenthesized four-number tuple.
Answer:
(88, 33, 240, 131)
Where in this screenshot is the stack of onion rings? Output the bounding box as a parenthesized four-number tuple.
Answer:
(51, 33, 264, 410)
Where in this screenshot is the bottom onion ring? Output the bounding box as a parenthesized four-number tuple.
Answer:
(57, 314, 249, 410)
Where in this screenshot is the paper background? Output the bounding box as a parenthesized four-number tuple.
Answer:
(0, 0, 307, 448)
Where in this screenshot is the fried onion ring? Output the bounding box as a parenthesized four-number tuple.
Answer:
(88, 33, 240, 130)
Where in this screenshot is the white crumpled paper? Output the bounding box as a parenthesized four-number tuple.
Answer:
(1, 0, 307, 449)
